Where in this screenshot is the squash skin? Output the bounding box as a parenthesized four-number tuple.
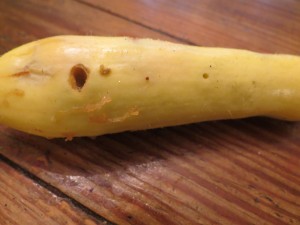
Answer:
(0, 36, 300, 139)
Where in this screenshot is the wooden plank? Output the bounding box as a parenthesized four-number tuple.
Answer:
(0, 0, 177, 54)
(0, 119, 300, 225)
(0, 160, 107, 225)
(0, 0, 300, 225)
(79, 0, 300, 54)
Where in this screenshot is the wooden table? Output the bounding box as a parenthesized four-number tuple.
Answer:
(0, 1, 300, 224)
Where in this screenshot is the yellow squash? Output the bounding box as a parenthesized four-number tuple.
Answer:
(0, 36, 299, 139)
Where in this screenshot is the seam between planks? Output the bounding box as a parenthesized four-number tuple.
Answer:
(75, 0, 196, 45)
(0, 153, 117, 225)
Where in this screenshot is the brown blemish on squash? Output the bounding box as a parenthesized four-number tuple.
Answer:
(61, 96, 111, 114)
(54, 96, 111, 123)
(69, 64, 89, 91)
(83, 96, 112, 113)
(202, 73, 209, 79)
(145, 76, 150, 81)
(89, 107, 139, 124)
(11, 67, 50, 78)
(1, 89, 25, 108)
(89, 114, 108, 123)
(10, 89, 25, 97)
(99, 65, 111, 76)
(109, 108, 139, 123)
(11, 71, 30, 77)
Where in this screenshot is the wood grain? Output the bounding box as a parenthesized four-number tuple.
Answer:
(0, 118, 300, 225)
(80, 0, 300, 54)
(0, 0, 177, 54)
(0, 0, 300, 225)
(0, 160, 105, 225)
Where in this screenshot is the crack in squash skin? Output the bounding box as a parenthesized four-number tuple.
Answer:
(0, 36, 300, 139)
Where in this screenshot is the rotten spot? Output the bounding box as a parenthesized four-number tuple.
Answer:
(99, 64, 111, 76)
(145, 76, 150, 81)
(69, 64, 89, 91)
